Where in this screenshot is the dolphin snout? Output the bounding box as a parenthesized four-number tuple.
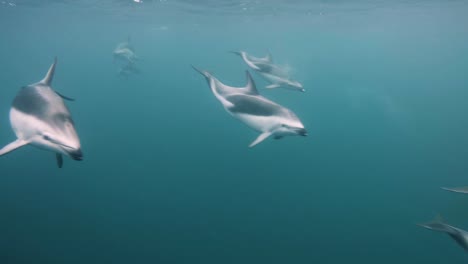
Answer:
(69, 149, 83, 161)
(298, 128, 308, 136)
(229, 51, 242, 56)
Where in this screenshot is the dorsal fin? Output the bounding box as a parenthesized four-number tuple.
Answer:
(245, 71, 259, 95)
(40, 57, 57, 86)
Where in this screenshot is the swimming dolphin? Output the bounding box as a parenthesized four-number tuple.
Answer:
(0, 58, 83, 168)
(441, 186, 468, 194)
(113, 37, 137, 64)
(418, 215, 468, 251)
(192, 66, 307, 147)
(231, 51, 304, 92)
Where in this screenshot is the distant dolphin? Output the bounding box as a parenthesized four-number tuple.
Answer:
(418, 215, 468, 251)
(0, 58, 83, 168)
(442, 186, 468, 194)
(231, 51, 304, 92)
(113, 37, 137, 64)
(192, 66, 307, 147)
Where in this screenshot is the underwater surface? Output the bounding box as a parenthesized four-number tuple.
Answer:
(1, 0, 468, 263)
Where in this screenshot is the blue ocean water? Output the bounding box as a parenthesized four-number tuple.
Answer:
(1, 0, 468, 263)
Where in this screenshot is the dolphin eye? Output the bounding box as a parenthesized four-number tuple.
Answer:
(43, 135, 50, 141)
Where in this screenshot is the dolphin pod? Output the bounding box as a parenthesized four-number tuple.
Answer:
(0, 45, 308, 167)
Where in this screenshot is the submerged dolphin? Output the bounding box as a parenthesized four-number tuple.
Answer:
(231, 51, 304, 92)
(418, 215, 468, 251)
(113, 37, 139, 75)
(442, 186, 468, 194)
(0, 58, 83, 168)
(192, 66, 307, 147)
(113, 37, 137, 63)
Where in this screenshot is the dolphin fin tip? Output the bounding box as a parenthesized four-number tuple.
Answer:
(191, 65, 210, 78)
(41, 57, 58, 86)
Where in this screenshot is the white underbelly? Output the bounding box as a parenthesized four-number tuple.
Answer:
(233, 113, 278, 133)
(10, 108, 45, 141)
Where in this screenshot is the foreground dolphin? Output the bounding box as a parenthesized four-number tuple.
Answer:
(418, 215, 468, 251)
(192, 66, 307, 147)
(442, 186, 468, 194)
(0, 58, 83, 168)
(231, 51, 304, 92)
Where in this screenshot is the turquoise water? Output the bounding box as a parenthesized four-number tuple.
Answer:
(1, 0, 468, 263)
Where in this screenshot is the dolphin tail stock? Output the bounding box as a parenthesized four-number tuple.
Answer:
(418, 215, 453, 233)
(249, 131, 273, 148)
(0, 139, 29, 156)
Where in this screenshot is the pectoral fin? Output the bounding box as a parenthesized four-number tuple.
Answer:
(55, 91, 75, 101)
(249, 132, 272, 148)
(56, 153, 63, 168)
(0, 139, 29, 156)
(266, 84, 280, 89)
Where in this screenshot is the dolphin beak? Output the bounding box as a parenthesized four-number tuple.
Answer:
(229, 51, 241, 56)
(299, 128, 308, 137)
(69, 149, 83, 161)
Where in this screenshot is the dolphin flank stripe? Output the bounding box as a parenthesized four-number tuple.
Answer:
(226, 94, 284, 117)
(12, 86, 49, 118)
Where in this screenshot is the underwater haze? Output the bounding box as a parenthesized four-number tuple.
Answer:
(1, 0, 468, 263)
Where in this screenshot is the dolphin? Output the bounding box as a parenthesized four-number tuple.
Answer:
(442, 186, 468, 194)
(113, 37, 137, 64)
(418, 215, 468, 251)
(231, 51, 304, 92)
(192, 66, 307, 147)
(0, 58, 83, 168)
